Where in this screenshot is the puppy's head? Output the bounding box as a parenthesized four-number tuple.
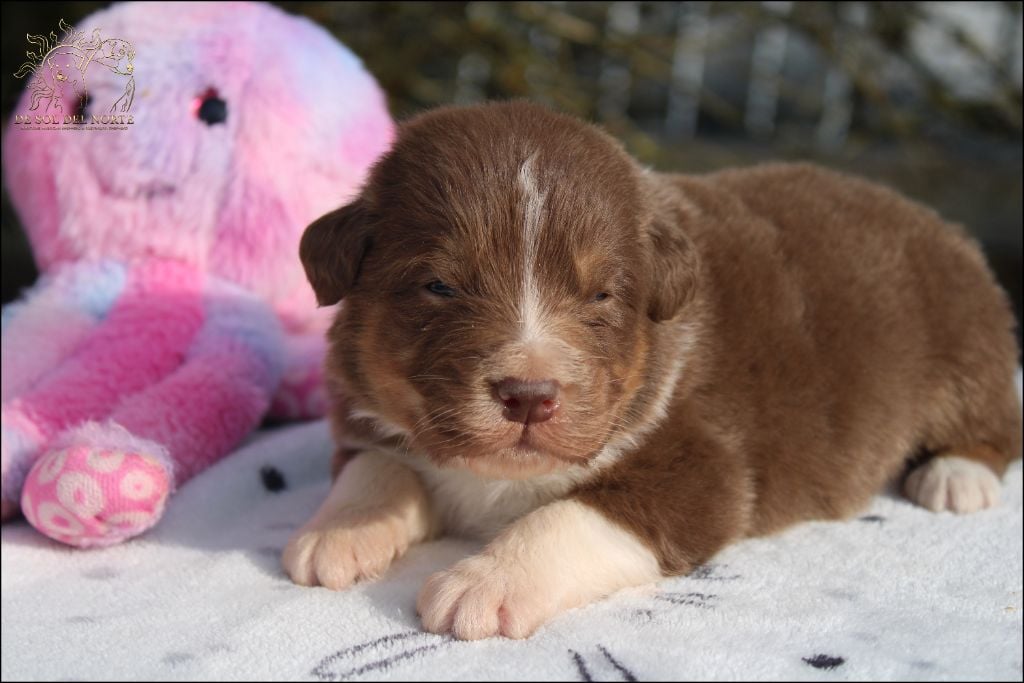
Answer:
(302, 102, 698, 478)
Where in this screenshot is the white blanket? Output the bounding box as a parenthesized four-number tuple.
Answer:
(3, 377, 1022, 681)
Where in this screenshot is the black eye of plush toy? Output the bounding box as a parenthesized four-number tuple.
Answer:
(196, 89, 228, 125)
(74, 93, 91, 119)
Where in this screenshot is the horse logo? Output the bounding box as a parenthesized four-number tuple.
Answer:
(14, 19, 135, 116)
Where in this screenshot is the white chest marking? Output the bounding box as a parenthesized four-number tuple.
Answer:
(389, 448, 623, 539)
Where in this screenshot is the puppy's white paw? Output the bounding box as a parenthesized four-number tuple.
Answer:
(416, 500, 663, 641)
(903, 456, 1001, 513)
(282, 513, 411, 590)
(417, 554, 556, 640)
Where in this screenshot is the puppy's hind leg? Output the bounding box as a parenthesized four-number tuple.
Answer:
(904, 380, 1022, 514)
(903, 447, 1005, 513)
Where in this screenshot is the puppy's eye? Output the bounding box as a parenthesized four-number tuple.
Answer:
(593, 292, 610, 302)
(425, 280, 457, 298)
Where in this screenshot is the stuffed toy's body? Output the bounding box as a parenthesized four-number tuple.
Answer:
(1, 1, 394, 546)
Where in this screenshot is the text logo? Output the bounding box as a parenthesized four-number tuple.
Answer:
(13, 18, 136, 128)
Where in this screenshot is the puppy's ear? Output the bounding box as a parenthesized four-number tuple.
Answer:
(299, 199, 373, 306)
(644, 178, 700, 323)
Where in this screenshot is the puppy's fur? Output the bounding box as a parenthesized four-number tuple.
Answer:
(285, 101, 1022, 640)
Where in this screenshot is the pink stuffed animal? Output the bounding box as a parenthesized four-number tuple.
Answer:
(1, 1, 394, 547)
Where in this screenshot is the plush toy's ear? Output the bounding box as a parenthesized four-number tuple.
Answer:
(644, 178, 701, 323)
(299, 199, 373, 306)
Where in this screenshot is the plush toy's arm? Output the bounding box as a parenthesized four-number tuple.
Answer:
(104, 281, 285, 485)
(2, 260, 204, 518)
(1, 261, 127, 403)
(18, 277, 286, 547)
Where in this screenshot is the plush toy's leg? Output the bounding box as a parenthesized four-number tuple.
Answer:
(268, 329, 330, 420)
(1, 262, 204, 517)
(1, 262, 126, 521)
(20, 287, 283, 547)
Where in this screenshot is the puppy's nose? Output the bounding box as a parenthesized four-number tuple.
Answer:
(494, 378, 559, 424)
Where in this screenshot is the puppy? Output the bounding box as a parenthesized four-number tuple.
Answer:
(284, 101, 1022, 640)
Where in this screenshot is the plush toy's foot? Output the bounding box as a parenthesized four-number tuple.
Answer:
(21, 442, 172, 547)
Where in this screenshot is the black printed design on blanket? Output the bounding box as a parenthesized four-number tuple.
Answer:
(312, 631, 451, 681)
(260, 465, 287, 492)
(689, 563, 742, 581)
(655, 591, 718, 609)
(569, 645, 638, 682)
(803, 654, 846, 670)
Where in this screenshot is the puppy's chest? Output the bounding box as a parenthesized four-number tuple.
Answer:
(387, 453, 590, 539)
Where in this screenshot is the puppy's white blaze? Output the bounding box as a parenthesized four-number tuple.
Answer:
(517, 153, 549, 346)
(520, 279, 546, 346)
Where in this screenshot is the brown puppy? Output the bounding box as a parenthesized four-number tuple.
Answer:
(284, 101, 1022, 640)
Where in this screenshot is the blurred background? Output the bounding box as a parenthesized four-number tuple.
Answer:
(3, 1, 1022, 341)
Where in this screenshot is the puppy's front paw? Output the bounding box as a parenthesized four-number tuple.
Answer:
(417, 554, 557, 641)
(903, 455, 1001, 513)
(282, 514, 411, 590)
